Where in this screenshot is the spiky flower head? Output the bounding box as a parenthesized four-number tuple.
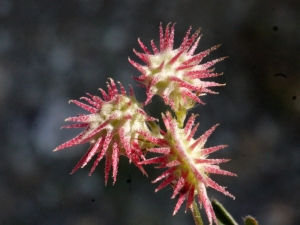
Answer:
(140, 112, 236, 225)
(129, 23, 226, 127)
(54, 78, 158, 185)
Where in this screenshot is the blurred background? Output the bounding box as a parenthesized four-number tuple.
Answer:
(1, 0, 300, 224)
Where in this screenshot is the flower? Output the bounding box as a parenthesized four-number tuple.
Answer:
(54, 78, 158, 185)
(129, 23, 226, 127)
(139, 112, 236, 225)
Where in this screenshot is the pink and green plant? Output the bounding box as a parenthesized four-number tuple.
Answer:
(54, 23, 255, 225)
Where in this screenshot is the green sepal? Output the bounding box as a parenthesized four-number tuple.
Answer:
(244, 216, 259, 225)
(212, 199, 238, 225)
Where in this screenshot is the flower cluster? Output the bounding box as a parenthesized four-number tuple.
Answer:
(129, 23, 226, 127)
(54, 78, 159, 184)
(54, 23, 235, 225)
(139, 112, 236, 224)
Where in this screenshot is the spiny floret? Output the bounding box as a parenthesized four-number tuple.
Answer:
(54, 78, 159, 185)
(129, 23, 226, 127)
(139, 112, 236, 225)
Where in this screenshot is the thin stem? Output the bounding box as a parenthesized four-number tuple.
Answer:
(190, 200, 204, 225)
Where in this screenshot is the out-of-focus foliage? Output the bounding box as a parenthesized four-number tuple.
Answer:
(1, 1, 300, 225)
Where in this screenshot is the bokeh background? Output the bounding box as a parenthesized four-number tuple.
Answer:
(1, 0, 300, 225)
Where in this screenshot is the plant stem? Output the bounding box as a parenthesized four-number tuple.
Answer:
(190, 200, 204, 225)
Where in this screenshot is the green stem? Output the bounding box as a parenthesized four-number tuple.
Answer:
(190, 200, 204, 225)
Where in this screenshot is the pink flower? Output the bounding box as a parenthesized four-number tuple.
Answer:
(140, 112, 236, 225)
(54, 78, 158, 185)
(129, 23, 226, 127)
(54, 22, 236, 225)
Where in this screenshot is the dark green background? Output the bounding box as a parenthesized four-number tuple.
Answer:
(1, 0, 300, 224)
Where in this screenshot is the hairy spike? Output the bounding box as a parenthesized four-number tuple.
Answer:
(155, 173, 177, 192)
(171, 176, 185, 198)
(164, 22, 171, 50)
(169, 23, 176, 49)
(159, 22, 165, 51)
(69, 100, 97, 113)
(128, 57, 146, 73)
(204, 165, 237, 176)
(151, 40, 159, 54)
(104, 155, 112, 185)
(117, 81, 126, 95)
(70, 144, 94, 174)
(173, 193, 186, 215)
(112, 142, 120, 185)
(179, 26, 192, 51)
(80, 96, 100, 108)
(133, 49, 150, 64)
(188, 35, 201, 55)
(138, 38, 151, 54)
(61, 123, 88, 129)
(201, 145, 228, 156)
